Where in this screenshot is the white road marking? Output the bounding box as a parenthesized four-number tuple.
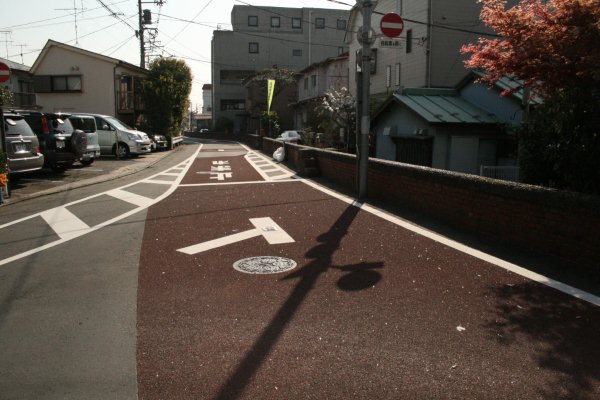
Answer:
(41, 207, 90, 240)
(177, 217, 294, 255)
(108, 189, 154, 208)
(0, 145, 203, 267)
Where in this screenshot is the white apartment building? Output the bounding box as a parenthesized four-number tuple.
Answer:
(346, 0, 500, 99)
(212, 5, 350, 132)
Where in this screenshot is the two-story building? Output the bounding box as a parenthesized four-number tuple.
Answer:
(30, 40, 147, 126)
(211, 5, 350, 132)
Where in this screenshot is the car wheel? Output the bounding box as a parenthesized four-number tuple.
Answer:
(113, 142, 130, 158)
(80, 158, 94, 166)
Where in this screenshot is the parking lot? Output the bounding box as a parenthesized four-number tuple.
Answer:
(3, 150, 176, 204)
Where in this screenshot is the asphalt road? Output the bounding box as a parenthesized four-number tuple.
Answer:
(1, 139, 599, 399)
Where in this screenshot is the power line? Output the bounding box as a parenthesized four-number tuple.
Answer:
(165, 0, 214, 46)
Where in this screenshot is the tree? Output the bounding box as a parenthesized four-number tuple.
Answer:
(461, 0, 600, 96)
(317, 87, 356, 148)
(462, 0, 600, 194)
(142, 57, 192, 138)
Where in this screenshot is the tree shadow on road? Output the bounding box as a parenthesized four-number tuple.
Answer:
(484, 282, 600, 399)
(214, 204, 383, 400)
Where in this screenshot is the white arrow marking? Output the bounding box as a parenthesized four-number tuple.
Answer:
(177, 217, 294, 255)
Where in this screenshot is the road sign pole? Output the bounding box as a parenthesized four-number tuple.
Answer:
(358, 0, 373, 199)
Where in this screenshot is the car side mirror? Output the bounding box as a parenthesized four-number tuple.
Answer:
(102, 124, 109, 130)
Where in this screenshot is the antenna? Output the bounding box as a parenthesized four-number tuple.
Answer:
(13, 44, 27, 64)
(55, 1, 86, 46)
(0, 31, 12, 58)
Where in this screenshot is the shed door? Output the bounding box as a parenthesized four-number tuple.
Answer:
(448, 136, 478, 174)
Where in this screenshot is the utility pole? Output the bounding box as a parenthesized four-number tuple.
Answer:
(138, 0, 145, 68)
(357, 0, 375, 199)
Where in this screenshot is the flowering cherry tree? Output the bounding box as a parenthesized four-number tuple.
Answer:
(319, 87, 356, 145)
(461, 0, 600, 96)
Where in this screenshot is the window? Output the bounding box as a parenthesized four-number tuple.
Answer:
(220, 99, 246, 111)
(386, 65, 391, 88)
(406, 29, 412, 53)
(33, 75, 82, 93)
(338, 46, 345, 55)
(292, 17, 302, 29)
(220, 70, 254, 84)
(271, 16, 280, 28)
(292, 49, 302, 57)
(395, 63, 401, 86)
(337, 19, 346, 30)
(311, 74, 317, 87)
(249, 42, 259, 53)
(303, 77, 308, 89)
(248, 15, 258, 26)
(315, 17, 325, 29)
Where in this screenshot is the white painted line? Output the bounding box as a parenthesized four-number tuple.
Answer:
(299, 178, 600, 307)
(108, 189, 154, 208)
(250, 217, 295, 244)
(177, 229, 261, 255)
(0, 144, 203, 267)
(41, 208, 90, 241)
(142, 180, 173, 185)
(177, 217, 295, 255)
(178, 179, 298, 187)
(158, 172, 181, 176)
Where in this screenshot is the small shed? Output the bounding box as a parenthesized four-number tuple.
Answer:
(372, 88, 508, 175)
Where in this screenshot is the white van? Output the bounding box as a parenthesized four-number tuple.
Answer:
(76, 114, 151, 157)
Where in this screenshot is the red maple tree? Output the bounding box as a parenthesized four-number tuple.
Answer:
(461, 0, 600, 96)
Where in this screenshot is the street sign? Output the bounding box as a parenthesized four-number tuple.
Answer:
(0, 62, 10, 83)
(380, 13, 404, 38)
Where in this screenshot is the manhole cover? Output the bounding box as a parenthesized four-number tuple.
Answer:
(233, 256, 297, 274)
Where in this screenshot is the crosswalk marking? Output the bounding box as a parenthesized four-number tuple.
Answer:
(41, 208, 90, 240)
(108, 189, 154, 208)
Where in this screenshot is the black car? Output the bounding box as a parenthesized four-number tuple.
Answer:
(17, 111, 87, 171)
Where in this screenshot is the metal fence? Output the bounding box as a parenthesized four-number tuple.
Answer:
(480, 165, 520, 182)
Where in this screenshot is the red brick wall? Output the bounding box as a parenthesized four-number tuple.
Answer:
(262, 138, 600, 276)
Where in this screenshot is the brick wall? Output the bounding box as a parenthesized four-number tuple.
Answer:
(262, 138, 600, 276)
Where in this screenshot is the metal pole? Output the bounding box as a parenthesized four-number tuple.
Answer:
(358, 0, 372, 199)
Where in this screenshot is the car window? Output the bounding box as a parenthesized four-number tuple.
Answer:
(48, 118, 75, 135)
(95, 117, 113, 130)
(69, 116, 96, 132)
(4, 118, 35, 136)
(105, 116, 132, 130)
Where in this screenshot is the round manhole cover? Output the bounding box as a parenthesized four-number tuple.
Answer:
(233, 256, 297, 274)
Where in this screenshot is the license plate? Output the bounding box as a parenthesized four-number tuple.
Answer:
(56, 140, 65, 149)
(14, 143, 28, 152)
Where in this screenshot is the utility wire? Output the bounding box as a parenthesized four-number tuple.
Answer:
(165, 0, 215, 46)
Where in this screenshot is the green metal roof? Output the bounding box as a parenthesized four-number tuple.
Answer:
(393, 88, 500, 124)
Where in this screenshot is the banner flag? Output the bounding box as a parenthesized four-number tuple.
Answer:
(267, 79, 275, 113)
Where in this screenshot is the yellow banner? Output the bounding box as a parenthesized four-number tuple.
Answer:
(267, 79, 275, 113)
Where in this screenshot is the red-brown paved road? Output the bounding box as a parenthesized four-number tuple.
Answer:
(136, 143, 600, 399)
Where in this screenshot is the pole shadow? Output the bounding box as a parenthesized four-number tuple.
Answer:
(214, 204, 384, 400)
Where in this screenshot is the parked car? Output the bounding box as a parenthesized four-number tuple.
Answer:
(76, 114, 151, 157)
(276, 130, 303, 144)
(67, 115, 101, 165)
(200, 128, 209, 133)
(17, 111, 84, 172)
(149, 134, 168, 151)
(2, 112, 44, 174)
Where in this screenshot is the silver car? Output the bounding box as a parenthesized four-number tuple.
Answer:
(67, 115, 101, 165)
(3, 113, 44, 174)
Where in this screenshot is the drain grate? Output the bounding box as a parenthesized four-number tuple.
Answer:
(233, 256, 297, 274)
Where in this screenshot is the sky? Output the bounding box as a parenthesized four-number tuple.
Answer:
(1, 0, 353, 111)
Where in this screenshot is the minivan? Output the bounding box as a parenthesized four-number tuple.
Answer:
(3, 112, 44, 174)
(73, 113, 151, 157)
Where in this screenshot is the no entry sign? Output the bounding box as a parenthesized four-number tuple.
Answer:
(0, 62, 10, 83)
(380, 13, 404, 38)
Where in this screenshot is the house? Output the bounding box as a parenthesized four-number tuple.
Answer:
(211, 5, 350, 132)
(293, 53, 349, 131)
(371, 88, 510, 176)
(0, 57, 37, 110)
(30, 40, 147, 126)
(344, 0, 504, 99)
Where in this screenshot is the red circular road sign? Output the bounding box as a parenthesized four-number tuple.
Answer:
(380, 13, 404, 38)
(0, 62, 10, 83)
